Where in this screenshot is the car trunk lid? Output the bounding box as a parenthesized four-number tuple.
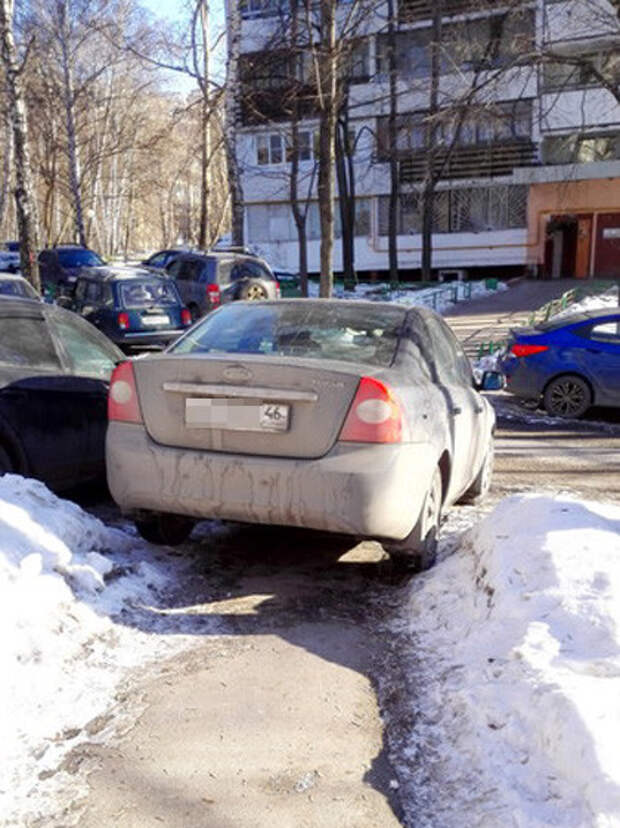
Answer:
(133, 353, 363, 458)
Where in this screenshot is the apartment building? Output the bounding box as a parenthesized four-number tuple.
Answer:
(231, 0, 620, 279)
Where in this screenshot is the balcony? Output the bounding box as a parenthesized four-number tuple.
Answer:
(398, 140, 538, 181)
(398, 0, 507, 24)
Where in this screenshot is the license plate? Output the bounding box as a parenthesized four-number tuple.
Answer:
(142, 315, 169, 326)
(185, 399, 290, 432)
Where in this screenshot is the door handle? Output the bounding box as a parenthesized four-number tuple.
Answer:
(451, 406, 462, 416)
(474, 405, 484, 414)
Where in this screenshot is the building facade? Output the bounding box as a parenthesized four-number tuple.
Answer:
(231, 0, 620, 279)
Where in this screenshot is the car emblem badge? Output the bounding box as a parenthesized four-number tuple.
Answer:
(221, 364, 252, 383)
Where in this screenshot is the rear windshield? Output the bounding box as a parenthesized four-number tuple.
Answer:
(119, 280, 179, 308)
(57, 249, 104, 268)
(0, 316, 61, 369)
(0, 278, 37, 298)
(171, 302, 405, 367)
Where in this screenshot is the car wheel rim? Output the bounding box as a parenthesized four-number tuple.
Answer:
(549, 380, 586, 416)
(424, 473, 441, 536)
(246, 285, 266, 300)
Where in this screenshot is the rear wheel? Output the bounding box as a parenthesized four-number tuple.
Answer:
(135, 513, 195, 546)
(239, 279, 268, 301)
(386, 467, 442, 572)
(189, 303, 200, 322)
(460, 443, 494, 505)
(543, 374, 591, 419)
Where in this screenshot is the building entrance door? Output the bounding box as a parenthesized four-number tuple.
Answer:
(594, 213, 620, 278)
(575, 214, 593, 279)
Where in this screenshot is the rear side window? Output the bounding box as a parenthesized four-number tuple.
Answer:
(171, 302, 405, 367)
(0, 317, 61, 370)
(0, 278, 37, 298)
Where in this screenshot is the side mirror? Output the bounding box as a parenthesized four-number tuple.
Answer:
(55, 295, 74, 310)
(477, 370, 504, 391)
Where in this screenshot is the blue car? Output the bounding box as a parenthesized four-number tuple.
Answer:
(70, 268, 192, 351)
(500, 310, 620, 418)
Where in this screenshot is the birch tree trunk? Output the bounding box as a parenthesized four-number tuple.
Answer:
(0, 0, 40, 291)
(317, 0, 337, 298)
(225, 0, 244, 246)
(0, 90, 13, 232)
(57, 0, 86, 246)
(197, 0, 211, 249)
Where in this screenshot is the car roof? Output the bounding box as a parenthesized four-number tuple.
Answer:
(0, 297, 43, 316)
(0, 273, 28, 282)
(79, 266, 169, 282)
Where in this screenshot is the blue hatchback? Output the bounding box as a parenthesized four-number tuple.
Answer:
(70, 267, 192, 351)
(501, 310, 620, 418)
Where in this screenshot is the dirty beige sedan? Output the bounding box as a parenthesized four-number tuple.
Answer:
(106, 300, 496, 570)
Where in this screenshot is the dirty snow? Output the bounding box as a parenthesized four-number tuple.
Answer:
(0, 475, 218, 825)
(397, 493, 620, 828)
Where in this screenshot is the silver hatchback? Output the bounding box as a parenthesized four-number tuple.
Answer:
(106, 300, 496, 571)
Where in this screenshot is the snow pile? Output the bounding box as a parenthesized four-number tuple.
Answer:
(400, 494, 620, 827)
(308, 278, 506, 312)
(0, 475, 203, 823)
(554, 285, 619, 320)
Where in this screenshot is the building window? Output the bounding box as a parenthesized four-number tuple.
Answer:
(378, 185, 527, 235)
(542, 52, 620, 93)
(240, 0, 287, 19)
(257, 129, 321, 165)
(247, 199, 372, 243)
(542, 132, 620, 164)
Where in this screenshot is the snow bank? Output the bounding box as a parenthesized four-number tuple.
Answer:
(400, 494, 620, 828)
(0, 475, 202, 823)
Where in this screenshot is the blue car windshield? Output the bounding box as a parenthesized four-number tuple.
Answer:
(171, 302, 405, 367)
(57, 249, 104, 267)
(119, 280, 178, 308)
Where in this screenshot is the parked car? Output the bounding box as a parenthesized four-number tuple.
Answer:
(0, 273, 40, 300)
(141, 248, 191, 271)
(70, 267, 192, 351)
(106, 300, 498, 569)
(38, 245, 106, 292)
(500, 310, 620, 418)
(0, 241, 20, 273)
(165, 250, 280, 321)
(0, 298, 123, 490)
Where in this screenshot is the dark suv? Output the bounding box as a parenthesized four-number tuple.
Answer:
(165, 251, 280, 320)
(39, 245, 106, 293)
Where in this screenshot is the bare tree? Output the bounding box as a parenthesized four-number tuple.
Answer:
(0, 0, 40, 290)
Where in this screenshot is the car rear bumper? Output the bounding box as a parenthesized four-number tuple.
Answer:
(111, 329, 186, 349)
(106, 422, 436, 540)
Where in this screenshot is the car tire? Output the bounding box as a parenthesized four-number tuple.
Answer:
(135, 513, 195, 546)
(239, 279, 268, 301)
(189, 303, 200, 322)
(543, 374, 592, 419)
(386, 467, 442, 572)
(459, 443, 494, 505)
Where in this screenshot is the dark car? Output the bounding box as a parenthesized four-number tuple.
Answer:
(141, 248, 191, 270)
(165, 251, 280, 321)
(0, 299, 123, 489)
(70, 267, 192, 351)
(500, 310, 620, 418)
(0, 274, 40, 300)
(39, 245, 106, 292)
(273, 270, 302, 297)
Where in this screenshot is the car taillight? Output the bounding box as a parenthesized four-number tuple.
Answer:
(275, 281, 281, 299)
(206, 284, 220, 308)
(117, 311, 130, 330)
(339, 377, 403, 444)
(510, 343, 549, 358)
(181, 308, 192, 326)
(108, 361, 143, 424)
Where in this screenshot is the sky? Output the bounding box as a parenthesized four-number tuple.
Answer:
(140, 0, 227, 93)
